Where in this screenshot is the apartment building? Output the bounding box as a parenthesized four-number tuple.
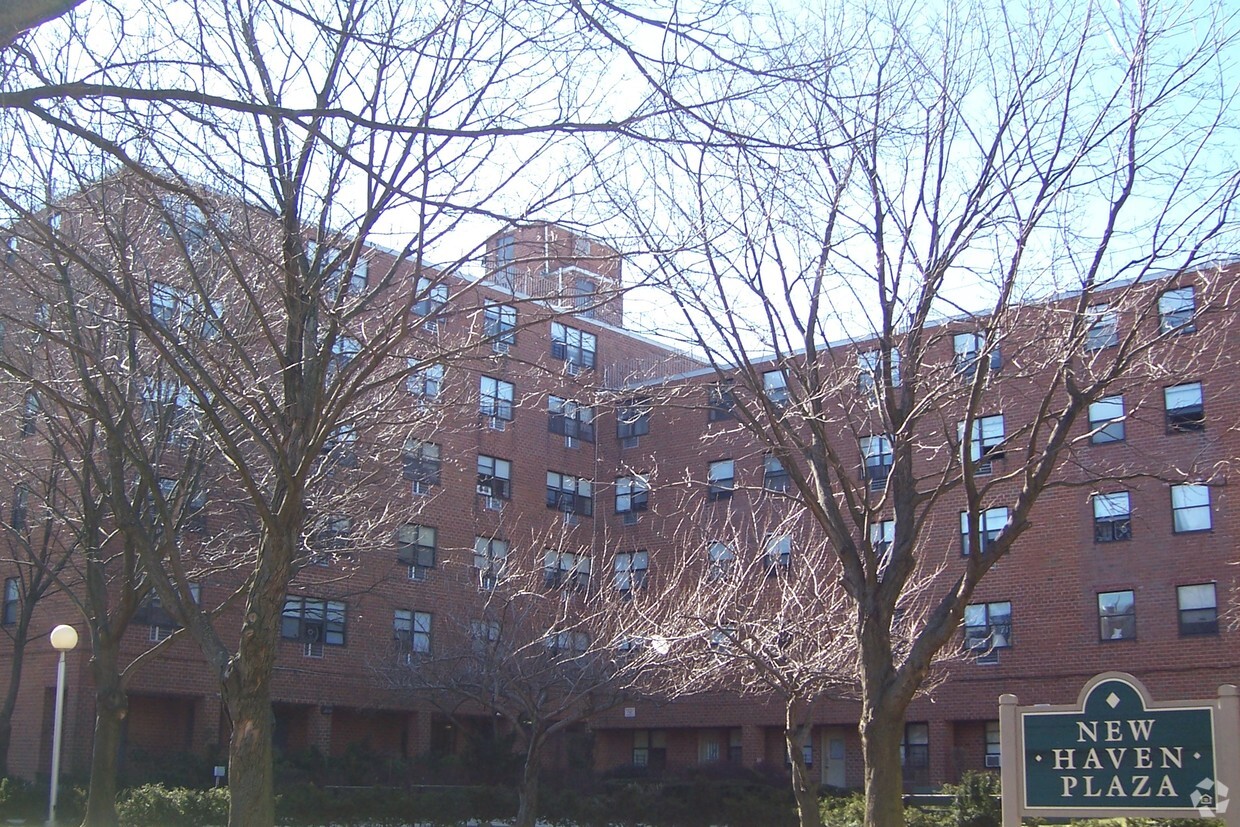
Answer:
(1, 185, 1236, 792)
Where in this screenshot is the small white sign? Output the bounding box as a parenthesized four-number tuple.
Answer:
(624, 707, 636, 718)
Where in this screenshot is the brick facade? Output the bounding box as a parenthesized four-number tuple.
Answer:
(0, 188, 1236, 793)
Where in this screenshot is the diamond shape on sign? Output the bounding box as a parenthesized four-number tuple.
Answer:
(1106, 692, 1121, 708)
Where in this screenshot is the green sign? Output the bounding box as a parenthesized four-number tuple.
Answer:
(1023, 677, 1216, 809)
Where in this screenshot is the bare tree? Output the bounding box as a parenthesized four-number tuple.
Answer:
(0, 198, 234, 825)
(385, 524, 639, 827)
(0, 1, 725, 823)
(619, 478, 941, 827)
(610, 2, 1240, 826)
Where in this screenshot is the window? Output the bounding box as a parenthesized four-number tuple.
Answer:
(614, 550, 649, 594)
(159, 197, 208, 249)
(953, 332, 1000, 378)
(964, 601, 1012, 653)
(871, 520, 894, 580)
(137, 584, 202, 641)
(2, 578, 18, 625)
(615, 476, 649, 513)
(396, 524, 436, 574)
(633, 730, 667, 769)
(1159, 286, 1196, 334)
(762, 454, 790, 493)
(306, 242, 366, 297)
(322, 424, 358, 467)
(544, 550, 590, 590)
(402, 439, 441, 489)
(1085, 304, 1118, 350)
(961, 508, 1008, 555)
(546, 472, 592, 516)
(871, 520, 894, 557)
(573, 277, 597, 317)
(281, 597, 346, 646)
(546, 629, 590, 654)
(1164, 382, 1205, 432)
(406, 360, 444, 399)
(1171, 484, 1211, 532)
(484, 303, 517, 349)
(480, 376, 515, 421)
(1089, 395, 1125, 444)
(959, 415, 1005, 464)
(859, 348, 901, 392)
(707, 541, 734, 580)
(412, 276, 448, 318)
(311, 515, 352, 552)
(763, 370, 789, 405)
(21, 392, 38, 437)
(550, 322, 596, 370)
(701, 734, 721, 764)
(470, 619, 501, 651)
(394, 609, 432, 656)
(150, 282, 191, 329)
(616, 399, 651, 440)
(186, 489, 207, 532)
(548, 396, 594, 442)
(1177, 583, 1218, 636)
(707, 459, 735, 500)
(474, 536, 509, 589)
(493, 233, 515, 283)
(477, 455, 512, 499)
(708, 381, 735, 420)
(1093, 492, 1132, 542)
(10, 485, 28, 531)
(984, 722, 1001, 766)
(764, 534, 791, 574)
(901, 723, 929, 768)
(1097, 590, 1136, 641)
(861, 435, 892, 487)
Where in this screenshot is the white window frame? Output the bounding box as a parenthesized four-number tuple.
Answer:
(1085, 304, 1118, 350)
(963, 600, 1012, 652)
(1158, 286, 1196, 334)
(961, 507, 1008, 555)
(480, 376, 515, 421)
(707, 459, 735, 499)
(477, 455, 513, 499)
(1097, 590, 1136, 641)
(394, 609, 432, 655)
(615, 475, 650, 514)
(614, 550, 649, 592)
(1092, 492, 1132, 542)
(1164, 382, 1205, 432)
(1088, 395, 1125, 444)
(763, 369, 789, 405)
(473, 536, 509, 589)
(407, 360, 445, 399)
(1177, 583, 1218, 636)
(1171, 484, 1211, 533)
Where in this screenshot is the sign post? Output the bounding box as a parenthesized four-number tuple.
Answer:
(1001, 672, 1237, 827)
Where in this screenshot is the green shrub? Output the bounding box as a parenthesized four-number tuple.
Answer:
(946, 771, 1001, 827)
(0, 776, 41, 820)
(117, 783, 228, 827)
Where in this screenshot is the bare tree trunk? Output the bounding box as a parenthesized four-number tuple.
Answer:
(860, 701, 907, 827)
(786, 700, 822, 827)
(514, 730, 545, 827)
(82, 637, 127, 827)
(222, 548, 291, 827)
(0, 614, 32, 777)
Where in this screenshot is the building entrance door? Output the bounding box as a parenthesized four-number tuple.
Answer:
(821, 728, 847, 788)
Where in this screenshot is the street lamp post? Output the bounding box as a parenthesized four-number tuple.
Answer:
(47, 624, 78, 827)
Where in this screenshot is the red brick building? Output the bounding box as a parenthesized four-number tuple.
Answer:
(1, 198, 1236, 794)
